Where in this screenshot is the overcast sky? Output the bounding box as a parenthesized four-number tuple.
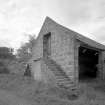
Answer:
(0, 0, 105, 49)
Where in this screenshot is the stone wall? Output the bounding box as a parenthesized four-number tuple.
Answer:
(30, 17, 105, 89)
(31, 17, 76, 86)
(50, 28, 75, 86)
(74, 40, 80, 85)
(98, 51, 105, 80)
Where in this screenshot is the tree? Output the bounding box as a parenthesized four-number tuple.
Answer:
(17, 34, 36, 63)
(0, 47, 15, 59)
(0, 47, 16, 74)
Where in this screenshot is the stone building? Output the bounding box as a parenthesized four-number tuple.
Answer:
(30, 17, 105, 89)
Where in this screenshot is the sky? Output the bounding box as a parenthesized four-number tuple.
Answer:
(0, 0, 105, 50)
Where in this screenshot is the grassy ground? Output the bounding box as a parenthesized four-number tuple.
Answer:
(0, 74, 105, 105)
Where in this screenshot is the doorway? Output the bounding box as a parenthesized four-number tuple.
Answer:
(79, 46, 99, 80)
(43, 32, 51, 58)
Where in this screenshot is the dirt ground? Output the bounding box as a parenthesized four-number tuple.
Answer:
(0, 74, 105, 105)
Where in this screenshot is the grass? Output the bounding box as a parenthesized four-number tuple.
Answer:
(0, 74, 105, 105)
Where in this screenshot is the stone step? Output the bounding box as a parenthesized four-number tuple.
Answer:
(51, 71, 66, 75)
(44, 58, 74, 89)
(54, 73, 69, 77)
(57, 83, 71, 89)
(57, 83, 68, 88)
(57, 80, 74, 86)
(55, 76, 70, 80)
(47, 66, 70, 79)
(57, 76, 70, 79)
(58, 79, 71, 83)
(47, 67, 66, 75)
(60, 82, 72, 86)
(58, 83, 72, 87)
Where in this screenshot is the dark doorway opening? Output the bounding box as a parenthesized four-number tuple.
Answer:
(79, 46, 99, 80)
(43, 32, 51, 58)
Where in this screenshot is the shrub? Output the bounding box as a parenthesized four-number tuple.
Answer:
(0, 61, 9, 74)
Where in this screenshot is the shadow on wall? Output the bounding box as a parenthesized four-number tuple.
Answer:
(24, 64, 31, 77)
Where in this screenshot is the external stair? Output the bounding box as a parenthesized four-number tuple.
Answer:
(43, 57, 74, 89)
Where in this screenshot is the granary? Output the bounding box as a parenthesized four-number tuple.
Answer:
(30, 17, 105, 89)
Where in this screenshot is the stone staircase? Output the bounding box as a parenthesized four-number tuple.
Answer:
(43, 57, 74, 89)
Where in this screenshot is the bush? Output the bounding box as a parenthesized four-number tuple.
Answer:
(0, 61, 9, 74)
